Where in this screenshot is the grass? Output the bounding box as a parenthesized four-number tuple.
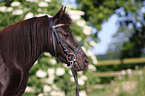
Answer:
(87, 68, 145, 96)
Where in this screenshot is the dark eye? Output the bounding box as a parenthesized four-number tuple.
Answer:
(64, 33, 69, 38)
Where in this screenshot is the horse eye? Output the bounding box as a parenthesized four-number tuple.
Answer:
(64, 33, 69, 38)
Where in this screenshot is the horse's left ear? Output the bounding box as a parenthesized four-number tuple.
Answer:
(53, 6, 65, 23)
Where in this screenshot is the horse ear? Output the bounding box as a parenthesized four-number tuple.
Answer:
(63, 7, 66, 13)
(53, 6, 64, 20)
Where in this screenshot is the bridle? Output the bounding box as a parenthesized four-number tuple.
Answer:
(49, 17, 80, 96)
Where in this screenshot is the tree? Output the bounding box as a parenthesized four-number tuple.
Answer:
(106, 27, 134, 59)
(121, 23, 145, 58)
(76, 0, 145, 58)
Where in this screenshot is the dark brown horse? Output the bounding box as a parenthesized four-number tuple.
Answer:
(0, 7, 89, 96)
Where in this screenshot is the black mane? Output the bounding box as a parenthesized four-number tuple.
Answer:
(0, 16, 50, 67)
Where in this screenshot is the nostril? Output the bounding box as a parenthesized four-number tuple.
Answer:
(85, 58, 90, 64)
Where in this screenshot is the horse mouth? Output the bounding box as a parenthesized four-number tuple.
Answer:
(73, 62, 88, 71)
(57, 56, 89, 71)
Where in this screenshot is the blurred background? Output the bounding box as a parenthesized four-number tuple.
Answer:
(0, 0, 145, 96)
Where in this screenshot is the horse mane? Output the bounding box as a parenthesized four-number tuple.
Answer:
(0, 15, 50, 66)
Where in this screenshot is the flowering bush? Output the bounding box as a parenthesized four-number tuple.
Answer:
(0, 0, 98, 96)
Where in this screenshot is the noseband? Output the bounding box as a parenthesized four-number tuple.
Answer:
(49, 17, 80, 96)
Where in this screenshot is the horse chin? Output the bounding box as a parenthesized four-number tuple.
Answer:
(73, 66, 88, 71)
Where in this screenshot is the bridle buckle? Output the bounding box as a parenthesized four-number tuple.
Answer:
(67, 53, 77, 68)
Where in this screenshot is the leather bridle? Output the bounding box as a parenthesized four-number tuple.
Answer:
(49, 17, 80, 96)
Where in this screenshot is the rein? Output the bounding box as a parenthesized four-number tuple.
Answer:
(49, 17, 80, 96)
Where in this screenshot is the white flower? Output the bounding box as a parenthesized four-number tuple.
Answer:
(68, 10, 85, 16)
(56, 68, 65, 76)
(49, 58, 57, 65)
(36, 69, 47, 78)
(70, 77, 74, 82)
(77, 71, 83, 75)
(44, 52, 52, 57)
(0, 6, 13, 12)
(92, 56, 98, 64)
(71, 15, 81, 21)
(90, 41, 97, 46)
(34, 60, 38, 65)
(38, 2, 49, 7)
(87, 50, 94, 57)
(87, 50, 98, 64)
(38, 93, 43, 96)
(46, 75, 54, 84)
(35, 14, 51, 17)
(127, 69, 132, 74)
(26, 0, 39, 2)
(45, 0, 52, 2)
(24, 12, 33, 19)
(121, 70, 126, 75)
(88, 64, 96, 71)
(83, 25, 92, 35)
(50, 91, 65, 96)
(80, 90, 87, 96)
(7, 7, 13, 12)
(43, 85, 51, 92)
(68, 70, 72, 75)
(80, 75, 88, 81)
(0, 6, 6, 12)
(78, 78, 85, 85)
(68, 10, 85, 21)
(75, 36, 82, 42)
(12, 9, 23, 15)
(48, 68, 55, 75)
(63, 63, 69, 67)
(76, 20, 86, 27)
(25, 86, 35, 93)
(11, 2, 21, 7)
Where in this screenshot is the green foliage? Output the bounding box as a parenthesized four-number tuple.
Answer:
(77, 0, 145, 59)
(76, 0, 118, 31)
(76, 0, 143, 29)
(0, 0, 98, 96)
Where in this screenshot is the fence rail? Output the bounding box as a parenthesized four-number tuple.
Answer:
(97, 57, 145, 66)
(95, 57, 145, 77)
(94, 70, 144, 77)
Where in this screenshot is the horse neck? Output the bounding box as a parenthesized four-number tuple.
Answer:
(0, 16, 51, 70)
(22, 16, 52, 69)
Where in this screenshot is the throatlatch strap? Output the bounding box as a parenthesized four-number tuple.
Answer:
(49, 17, 56, 56)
